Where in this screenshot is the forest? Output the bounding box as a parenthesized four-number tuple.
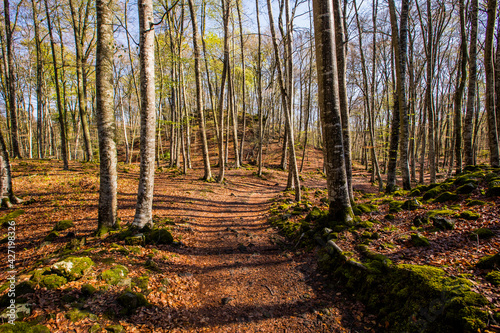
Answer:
(0, 0, 499, 331)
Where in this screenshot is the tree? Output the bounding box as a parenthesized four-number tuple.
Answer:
(0, 129, 21, 207)
(312, 0, 352, 225)
(484, 0, 499, 167)
(187, 0, 212, 181)
(132, 0, 156, 229)
(3, 0, 21, 158)
(96, 0, 118, 230)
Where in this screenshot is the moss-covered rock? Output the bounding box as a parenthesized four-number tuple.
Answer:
(65, 237, 86, 251)
(401, 199, 422, 211)
(0, 303, 31, 321)
(125, 234, 145, 246)
(101, 265, 129, 286)
(431, 216, 455, 230)
(81, 284, 97, 297)
(305, 206, 326, 221)
(456, 183, 477, 194)
(0, 322, 50, 333)
(422, 186, 444, 200)
(413, 215, 429, 227)
(486, 186, 500, 197)
(454, 175, 478, 186)
(133, 276, 149, 292)
(409, 188, 421, 197)
(353, 204, 378, 216)
(53, 220, 74, 231)
(116, 291, 149, 315)
(145, 228, 173, 245)
(466, 199, 487, 207)
(470, 228, 494, 240)
(105, 325, 124, 333)
(476, 253, 500, 269)
(411, 233, 430, 247)
(355, 220, 374, 229)
(433, 191, 458, 203)
(51, 256, 94, 281)
(0, 210, 24, 228)
(43, 231, 60, 242)
(427, 209, 454, 219)
(65, 309, 94, 322)
(388, 200, 404, 213)
(459, 211, 480, 220)
(385, 214, 395, 221)
(485, 271, 500, 285)
(39, 274, 67, 289)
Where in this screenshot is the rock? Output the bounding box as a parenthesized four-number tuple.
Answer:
(485, 271, 500, 285)
(411, 233, 430, 247)
(105, 325, 125, 333)
(456, 183, 477, 194)
(466, 199, 487, 206)
(221, 297, 234, 305)
(459, 210, 480, 220)
(39, 274, 67, 290)
(145, 229, 173, 245)
(101, 265, 129, 286)
(470, 228, 494, 240)
(486, 186, 500, 197)
(133, 276, 149, 291)
(0, 322, 49, 333)
(433, 191, 458, 203)
(125, 234, 145, 246)
(44, 231, 60, 242)
(432, 216, 455, 230)
(65, 237, 85, 251)
(0, 210, 24, 227)
(145, 259, 159, 271)
(65, 309, 94, 322)
(90, 324, 101, 333)
(53, 220, 74, 231)
(413, 215, 429, 227)
(401, 199, 422, 211)
(51, 256, 94, 281)
(81, 284, 97, 297)
(117, 291, 149, 315)
(0, 303, 31, 320)
(476, 253, 500, 268)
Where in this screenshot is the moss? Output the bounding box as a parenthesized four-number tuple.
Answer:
(53, 220, 74, 231)
(105, 325, 124, 333)
(486, 186, 500, 197)
(466, 199, 487, 207)
(117, 291, 149, 315)
(470, 228, 494, 240)
(456, 183, 477, 194)
(485, 271, 500, 285)
(476, 253, 500, 269)
(145, 228, 173, 245)
(433, 191, 458, 203)
(459, 211, 480, 220)
(81, 284, 97, 297)
(353, 204, 378, 216)
(51, 256, 94, 281)
(409, 188, 421, 197)
(388, 200, 404, 213)
(385, 214, 395, 221)
(305, 206, 326, 221)
(432, 216, 455, 230)
(411, 233, 430, 247)
(65, 309, 93, 322)
(101, 265, 129, 285)
(0, 323, 49, 333)
(355, 220, 374, 229)
(427, 209, 454, 219)
(133, 276, 149, 291)
(401, 199, 422, 211)
(0, 210, 24, 227)
(43, 231, 60, 242)
(422, 186, 444, 200)
(413, 215, 429, 227)
(454, 175, 478, 186)
(39, 274, 67, 289)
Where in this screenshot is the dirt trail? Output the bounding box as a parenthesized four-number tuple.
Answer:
(153, 168, 373, 332)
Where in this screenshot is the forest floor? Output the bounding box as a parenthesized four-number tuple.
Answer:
(0, 152, 498, 332)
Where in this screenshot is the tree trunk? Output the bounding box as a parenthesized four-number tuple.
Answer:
(96, 0, 118, 229)
(312, 0, 352, 225)
(485, 0, 499, 166)
(132, 0, 156, 229)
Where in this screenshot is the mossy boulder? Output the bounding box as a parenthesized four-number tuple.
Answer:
(145, 228, 173, 245)
(53, 220, 74, 231)
(427, 209, 454, 219)
(411, 233, 430, 247)
(485, 271, 500, 285)
(388, 200, 404, 213)
(355, 220, 374, 229)
(401, 199, 422, 211)
(305, 207, 326, 221)
(470, 228, 494, 240)
(39, 274, 67, 290)
(105, 325, 125, 333)
(101, 265, 129, 286)
(81, 284, 97, 297)
(65, 309, 95, 322)
(413, 215, 429, 227)
(431, 216, 455, 230)
(116, 291, 149, 315)
(125, 234, 145, 246)
(486, 186, 500, 197)
(0, 303, 31, 321)
(43, 231, 60, 242)
(65, 237, 86, 251)
(409, 188, 421, 197)
(0, 322, 50, 333)
(353, 204, 378, 216)
(459, 211, 480, 220)
(422, 187, 444, 200)
(51, 256, 94, 281)
(476, 253, 500, 269)
(433, 191, 458, 203)
(0, 210, 24, 228)
(456, 183, 477, 194)
(466, 199, 487, 207)
(454, 175, 478, 186)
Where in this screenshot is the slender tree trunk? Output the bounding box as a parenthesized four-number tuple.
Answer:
(3, 0, 21, 158)
(96, 0, 118, 229)
(132, 0, 156, 229)
(236, 1, 246, 166)
(485, 0, 499, 166)
(312, 0, 352, 225)
(32, 0, 45, 159)
(256, 0, 264, 176)
(453, 0, 467, 174)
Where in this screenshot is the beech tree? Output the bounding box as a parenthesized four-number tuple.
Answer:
(312, 0, 352, 225)
(132, 0, 156, 229)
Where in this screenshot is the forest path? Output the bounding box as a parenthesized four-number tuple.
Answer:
(153, 167, 373, 332)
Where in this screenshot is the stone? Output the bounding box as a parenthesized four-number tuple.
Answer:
(44, 231, 60, 242)
(413, 215, 429, 227)
(411, 233, 430, 247)
(125, 234, 145, 246)
(401, 199, 422, 211)
(101, 265, 129, 286)
(145, 229, 173, 245)
(53, 220, 74, 231)
(432, 216, 455, 230)
(145, 259, 159, 271)
(117, 291, 149, 315)
(456, 183, 477, 194)
(105, 325, 125, 333)
(433, 192, 458, 203)
(39, 274, 67, 290)
(51, 256, 94, 281)
(486, 186, 500, 197)
(0, 303, 31, 320)
(470, 228, 494, 240)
